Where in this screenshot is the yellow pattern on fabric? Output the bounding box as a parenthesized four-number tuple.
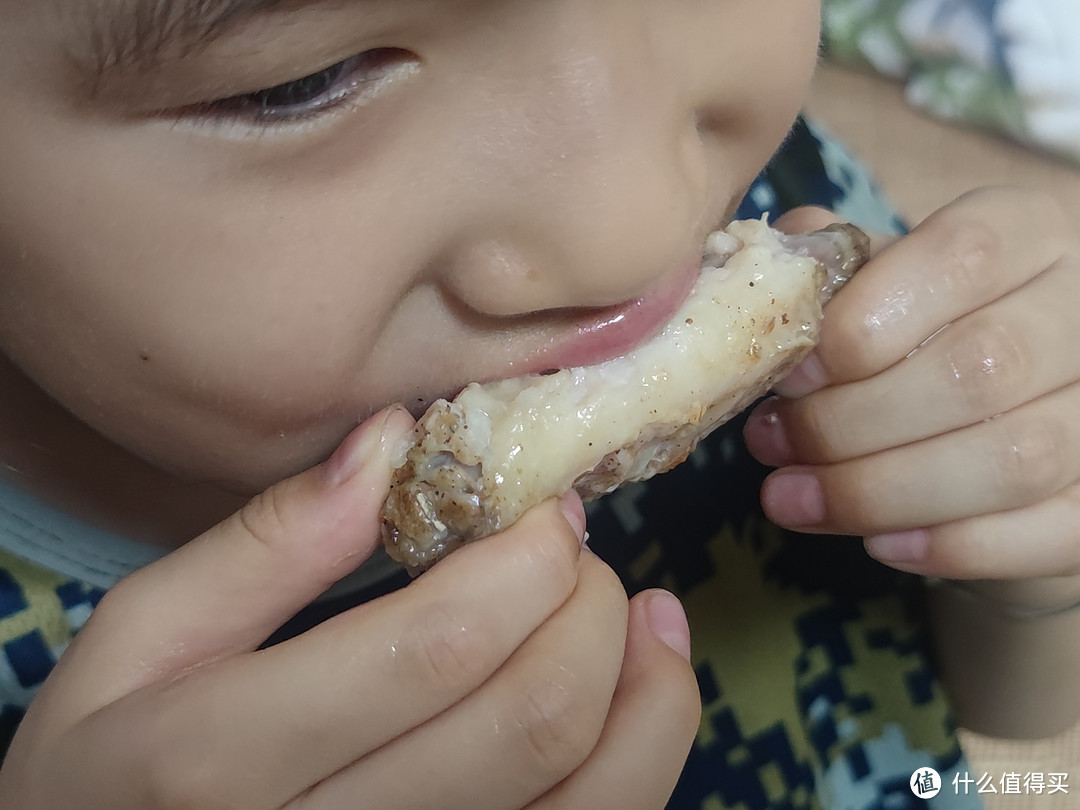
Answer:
(672, 511, 963, 808)
(0, 548, 72, 651)
(684, 517, 827, 758)
(828, 591, 954, 759)
(760, 762, 787, 803)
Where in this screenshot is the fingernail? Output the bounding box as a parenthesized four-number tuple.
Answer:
(644, 590, 691, 662)
(773, 351, 827, 398)
(744, 397, 794, 466)
(865, 530, 930, 564)
(558, 490, 588, 545)
(762, 471, 826, 527)
(324, 405, 413, 488)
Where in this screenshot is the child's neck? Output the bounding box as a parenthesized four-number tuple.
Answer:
(0, 354, 246, 549)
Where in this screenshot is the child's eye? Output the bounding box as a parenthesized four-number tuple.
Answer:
(186, 48, 416, 126)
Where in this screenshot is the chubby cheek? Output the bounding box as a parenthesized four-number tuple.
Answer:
(0, 259, 388, 492)
(0, 151, 420, 490)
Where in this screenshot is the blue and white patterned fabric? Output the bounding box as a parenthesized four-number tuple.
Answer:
(822, 0, 1080, 163)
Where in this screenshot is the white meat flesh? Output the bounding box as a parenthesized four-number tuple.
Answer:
(381, 218, 870, 572)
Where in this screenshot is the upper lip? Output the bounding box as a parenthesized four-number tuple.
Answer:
(422, 205, 740, 403)
(527, 199, 743, 373)
(508, 248, 705, 375)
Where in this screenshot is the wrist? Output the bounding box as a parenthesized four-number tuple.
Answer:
(927, 576, 1080, 621)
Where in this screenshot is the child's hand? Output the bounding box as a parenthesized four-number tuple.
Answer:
(0, 406, 698, 810)
(745, 189, 1080, 599)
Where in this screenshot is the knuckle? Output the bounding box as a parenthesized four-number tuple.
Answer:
(943, 318, 1027, 418)
(937, 216, 1001, 295)
(237, 485, 290, 552)
(988, 186, 1067, 234)
(990, 415, 1069, 504)
(958, 187, 1074, 270)
(511, 665, 599, 777)
(395, 604, 492, 694)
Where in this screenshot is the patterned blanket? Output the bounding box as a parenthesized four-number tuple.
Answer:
(822, 0, 1080, 163)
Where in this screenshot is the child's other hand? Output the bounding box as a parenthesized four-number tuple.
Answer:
(745, 189, 1080, 590)
(0, 406, 699, 809)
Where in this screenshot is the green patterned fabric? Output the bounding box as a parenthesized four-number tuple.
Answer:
(820, 0, 1080, 165)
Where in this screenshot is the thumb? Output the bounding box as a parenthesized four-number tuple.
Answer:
(772, 205, 840, 235)
(57, 404, 416, 708)
(773, 205, 900, 253)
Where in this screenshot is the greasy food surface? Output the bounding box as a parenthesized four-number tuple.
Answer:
(382, 219, 869, 572)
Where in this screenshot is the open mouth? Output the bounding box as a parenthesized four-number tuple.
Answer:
(512, 250, 705, 375)
(383, 218, 872, 572)
(400, 216, 732, 413)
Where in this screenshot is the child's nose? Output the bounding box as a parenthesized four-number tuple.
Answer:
(431, 2, 732, 318)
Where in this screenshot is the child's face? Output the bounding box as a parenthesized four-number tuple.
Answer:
(0, 1, 820, 492)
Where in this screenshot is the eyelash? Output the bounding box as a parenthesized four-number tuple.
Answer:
(181, 48, 416, 130)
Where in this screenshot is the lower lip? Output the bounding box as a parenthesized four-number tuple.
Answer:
(527, 258, 703, 372)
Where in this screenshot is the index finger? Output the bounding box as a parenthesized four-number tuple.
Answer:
(56, 496, 588, 810)
(787, 187, 1072, 391)
(94, 497, 587, 809)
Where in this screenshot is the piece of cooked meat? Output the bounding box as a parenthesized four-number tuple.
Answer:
(381, 218, 870, 573)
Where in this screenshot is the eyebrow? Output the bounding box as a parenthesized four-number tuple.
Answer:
(81, 0, 291, 76)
